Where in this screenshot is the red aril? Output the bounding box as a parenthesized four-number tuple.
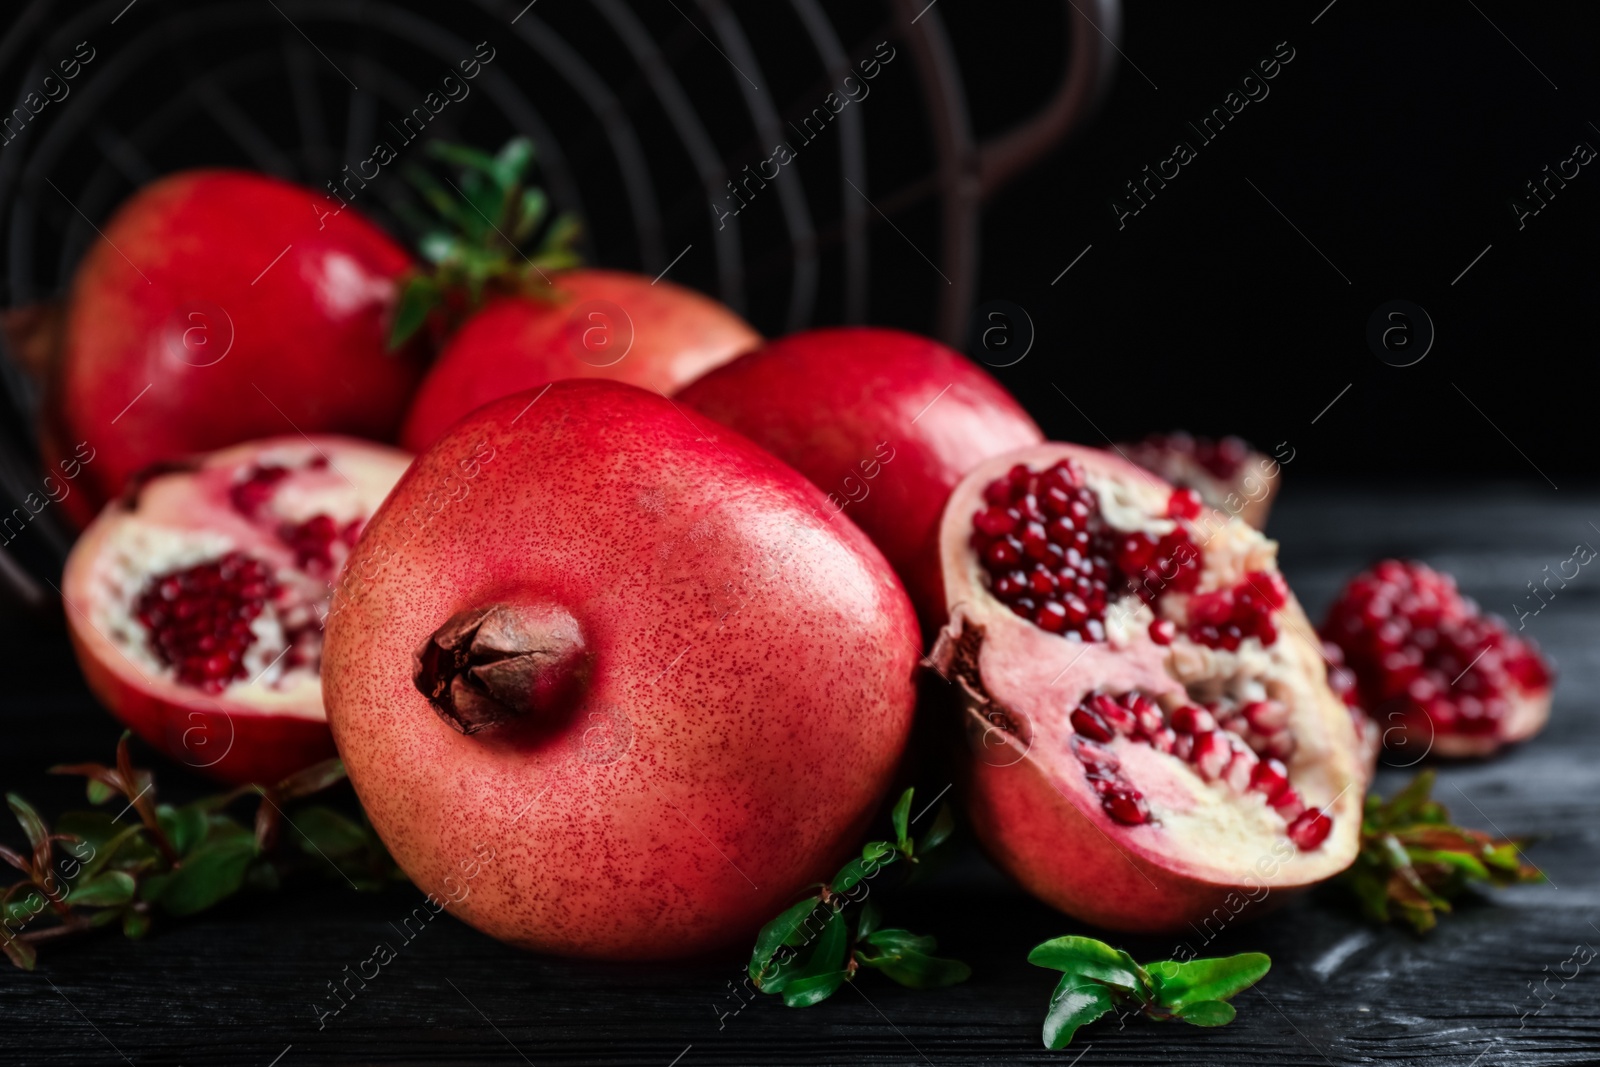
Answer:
(1322, 559, 1552, 757)
(1123, 432, 1281, 530)
(61, 436, 410, 784)
(931, 443, 1369, 932)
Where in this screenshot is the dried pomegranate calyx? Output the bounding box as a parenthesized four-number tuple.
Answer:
(413, 604, 590, 734)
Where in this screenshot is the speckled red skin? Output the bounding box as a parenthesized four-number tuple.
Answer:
(55, 170, 422, 516)
(325, 380, 920, 960)
(399, 269, 760, 452)
(679, 327, 1043, 629)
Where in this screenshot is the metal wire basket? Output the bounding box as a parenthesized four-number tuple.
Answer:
(0, 0, 1119, 606)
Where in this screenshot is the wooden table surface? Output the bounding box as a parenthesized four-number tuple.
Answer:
(3, 481, 1596, 1066)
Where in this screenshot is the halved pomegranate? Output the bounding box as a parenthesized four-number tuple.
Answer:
(1322, 560, 1552, 758)
(61, 437, 411, 784)
(1121, 432, 1280, 530)
(930, 443, 1368, 932)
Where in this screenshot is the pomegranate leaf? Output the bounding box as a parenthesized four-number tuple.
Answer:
(68, 871, 136, 909)
(1042, 973, 1115, 1050)
(890, 788, 913, 851)
(156, 804, 208, 857)
(749, 785, 967, 1007)
(141, 830, 258, 917)
(1, 932, 37, 971)
(1174, 1000, 1237, 1026)
(1343, 770, 1544, 933)
(1028, 935, 1146, 993)
(1146, 952, 1270, 1009)
(1031, 937, 1270, 1048)
(391, 137, 582, 347)
(7, 793, 52, 873)
(855, 929, 971, 989)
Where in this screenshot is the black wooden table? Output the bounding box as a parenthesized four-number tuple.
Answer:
(3, 482, 1596, 1066)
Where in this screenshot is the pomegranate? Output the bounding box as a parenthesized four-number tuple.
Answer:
(1322, 560, 1552, 758)
(52, 170, 423, 519)
(398, 269, 759, 452)
(61, 436, 411, 784)
(678, 327, 1043, 627)
(1122, 433, 1280, 530)
(930, 443, 1368, 932)
(324, 379, 920, 960)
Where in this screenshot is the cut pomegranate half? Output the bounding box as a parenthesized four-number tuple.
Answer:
(931, 443, 1369, 932)
(1322, 560, 1552, 758)
(61, 436, 410, 784)
(1121, 432, 1280, 530)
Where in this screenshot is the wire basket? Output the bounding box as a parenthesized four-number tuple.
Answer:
(0, 0, 1119, 605)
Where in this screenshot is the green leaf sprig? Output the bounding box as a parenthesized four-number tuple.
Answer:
(747, 788, 969, 1007)
(389, 137, 582, 348)
(1029, 936, 1270, 1049)
(1341, 769, 1543, 933)
(0, 733, 400, 969)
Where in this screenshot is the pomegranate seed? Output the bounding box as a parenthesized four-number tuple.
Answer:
(1242, 700, 1288, 733)
(1103, 789, 1151, 825)
(1169, 705, 1215, 734)
(1148, 619, 1176, 645)
(1167, 488, 1203, 520)
(134, 551, 277, 692)
(1287, 809, 1332, 850)
(1271, 788, 1305, 820)
(1248, 758, 1290, 800)
(1191, 731, 1231, 780)
(974, 506, 1017, 537)
(1223, 750, 1257, 791)
(1035, 600, 1070, 633)
(1071, 707, 1115, 743)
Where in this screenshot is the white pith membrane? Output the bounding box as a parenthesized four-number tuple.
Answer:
(932, 443, 1365, 886)
(71, 438, 408, 717)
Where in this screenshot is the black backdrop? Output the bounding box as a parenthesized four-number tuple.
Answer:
(975, 1, 1595, 482)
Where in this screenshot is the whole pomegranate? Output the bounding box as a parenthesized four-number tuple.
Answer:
(930, 443, 1369, 932)
(1122, 432, 1281, 530)
(678, 327, 1042, 627)
(398, 269, 759, 452)
(61, 436, 411, 784)
(53, 170, 423, 521)
(324, 379, 920, 960)
(1322, 560, 1552, 757)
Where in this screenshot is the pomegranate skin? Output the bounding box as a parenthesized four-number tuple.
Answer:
(325, 379, 920, 961)
(679, 327, 1043, 627)
(61, 436, 412, 785)
(934, 443, 1366, 933)
(399, 269, 760, 452)
(55, 170, 422, 516)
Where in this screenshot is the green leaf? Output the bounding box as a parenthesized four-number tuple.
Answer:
(1406, 847, 1491, 881)
(856, 931, 971, 990)
(2, 933, 37, 970)
(287, 806, 373, 859)
(157, 804, 207, 856)
(427, 142, 501, 176)
(831, 849, 896, 896)
(781, 970, 847, 1008)
(491, 137, 535, 189)
(917, 803, 956, 855)
(3, 890, 45, 924)
(145, 833, 258, 917)
(388, 275, 441, 349)
(1176, 999, 1237, 1027)
(890, 789, 914, 850)
(856, 899, 882, 939)
(69, 871, 136, 908)
(86, 780, 115, 805)
(122, 908, 150, 941)
(1028, 936, 1147, 993)
(749, 895, 823, 985)
(1042, 972, 1114, 1049)
(794, 907, 848, 981)
(1146, 953, 1271, 1009)
(7, 793, 50, 869)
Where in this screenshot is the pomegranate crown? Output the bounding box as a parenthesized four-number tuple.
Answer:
(388, 136, 583, 349)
